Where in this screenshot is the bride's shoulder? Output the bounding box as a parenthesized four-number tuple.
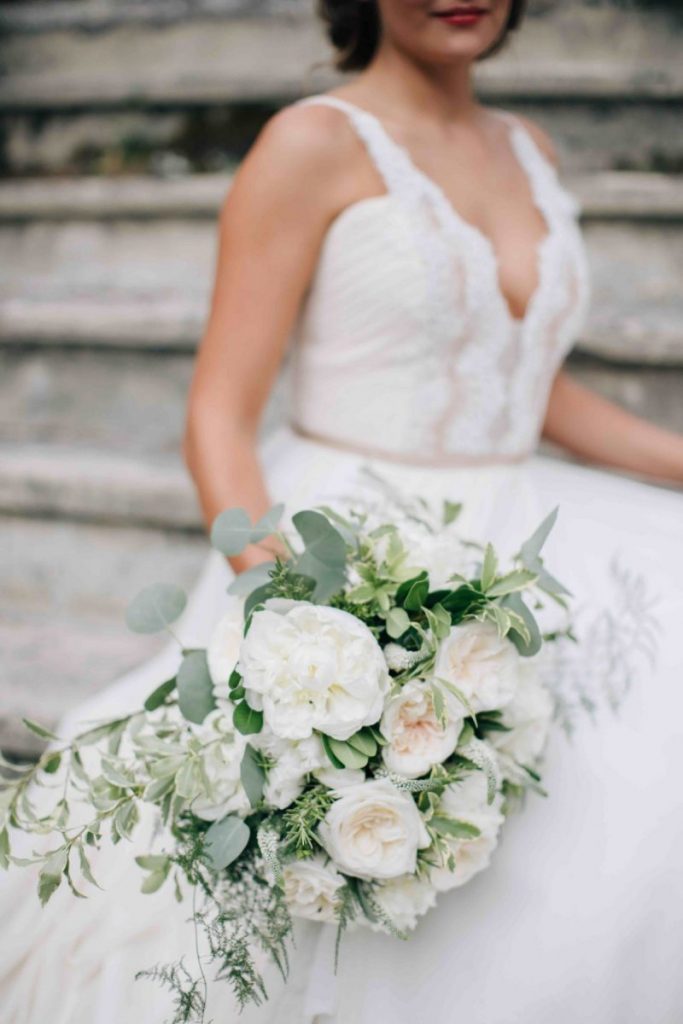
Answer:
(251, 99, 363, 178)
(494, 107, 559, 168)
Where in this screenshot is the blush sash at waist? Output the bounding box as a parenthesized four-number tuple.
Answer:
(289, 421, 532, 470)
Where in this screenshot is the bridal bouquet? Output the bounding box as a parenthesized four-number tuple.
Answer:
(0, 496, 571, 1020)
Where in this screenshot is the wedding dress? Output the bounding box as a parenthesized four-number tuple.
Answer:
(2, 95, 682, 1024)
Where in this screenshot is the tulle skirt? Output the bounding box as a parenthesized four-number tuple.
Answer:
(2, 426, 682, 1024)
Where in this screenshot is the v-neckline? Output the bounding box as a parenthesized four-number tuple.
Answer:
(324, 96, 554, 328)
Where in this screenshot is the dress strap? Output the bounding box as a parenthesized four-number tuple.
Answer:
(295, 94, 411, 195)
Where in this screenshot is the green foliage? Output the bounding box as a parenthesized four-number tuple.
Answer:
(291, 510, 347, 601)
(240, 745, 266, 808)
(203, 816, 251, 871)
(126, 583, 187, 635)
(280, 785, 334, 858)
(232, 702, 264, 736)
(178, 652, 216, 725)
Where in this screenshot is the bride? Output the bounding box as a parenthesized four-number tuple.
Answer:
(2, 1, 683, 1022)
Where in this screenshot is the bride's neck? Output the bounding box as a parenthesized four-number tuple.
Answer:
(359, 43, 479, 126)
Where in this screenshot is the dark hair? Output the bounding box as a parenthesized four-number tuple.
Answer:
(317, 0, 528, 72)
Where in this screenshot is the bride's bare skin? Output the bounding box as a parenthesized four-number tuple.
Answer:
(184, 0, 683, 572)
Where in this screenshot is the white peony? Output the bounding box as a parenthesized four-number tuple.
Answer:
(282, 856, 345, 923)
(258, 734, 327, 810)
(207, 597, 244, 705)
(188, 710, 250, 821)
(430, 771, 505, 892)
(434, 621, 521, 714)
(370, 874, 437, 933)
(490, 659, 554, 769)
(238, 601, 390, 741)
(397, 522, 471, 590)
(380, 680, 463, 778)
(318, 779, 430, 880)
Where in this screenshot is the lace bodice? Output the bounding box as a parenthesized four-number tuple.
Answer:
(288, 95, 590, 464)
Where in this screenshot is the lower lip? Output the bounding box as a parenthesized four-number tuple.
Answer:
(434, 11, 488, 27)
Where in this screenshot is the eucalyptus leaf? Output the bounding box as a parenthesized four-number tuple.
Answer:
(211, 508, 253, 557)
(327, 738, 369, 770)
(244, 583, 276, 621)
(321, 733, 346, 769)
(177, 651, 216, 725)
(240, 745, 266, 807)
(292, 510, 347, 601)
(204, 815, 251, 871)
(125, 583, 187, 635)
(250, 503, 285, 543)
(228, 561, 276, 596)
(345, 729, 378, 758)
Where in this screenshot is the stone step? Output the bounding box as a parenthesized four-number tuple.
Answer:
(1, 174, 681, 364)
(1, 354, 681, 531)
(1, 3, 682, 174)
(0, 513, 207, 755)
(3, 171, 682, 223)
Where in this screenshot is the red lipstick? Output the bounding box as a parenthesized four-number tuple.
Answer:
(431, 5, 490, 27)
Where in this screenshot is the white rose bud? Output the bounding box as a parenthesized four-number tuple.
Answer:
(318, 779, 430, 880)
(239, 602, 389, 741)
(380, 680, 462, 778)
(434, 621, 521, 714)
(283, 856, 344, 923)
(490, 659, 554, 769)
(207, 597, 244, 705)
(430, 772, 505, 892)
(189, 710, 250, 821)
(370, 874, 437, 933)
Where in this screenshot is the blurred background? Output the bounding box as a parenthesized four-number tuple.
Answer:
(0, 0, 681, 756)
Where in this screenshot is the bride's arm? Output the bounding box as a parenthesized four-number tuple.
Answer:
(542, 370, 683, 486)
(183, 106, 355, 571)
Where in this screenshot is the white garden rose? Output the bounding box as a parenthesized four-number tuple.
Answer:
(380, 680, 463, 778)
(239, 602, 390, 741)
(434, 621, 521, 714)
(430, 771, 505, 892)
(318, 779, 430, 880)
(490, 659, 554, 769)
(188, 710, 250, 821)
(371, 874, 437, 933)
(282, 856, 344, 923)
(207, 597, 244, 705)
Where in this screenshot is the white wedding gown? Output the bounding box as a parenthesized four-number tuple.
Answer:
(2, 95, 682, 1024)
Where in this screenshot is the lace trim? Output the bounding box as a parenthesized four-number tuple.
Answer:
(295, 94, 590, 458)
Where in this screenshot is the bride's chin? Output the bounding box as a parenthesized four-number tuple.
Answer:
(400, 29, 503, 66)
